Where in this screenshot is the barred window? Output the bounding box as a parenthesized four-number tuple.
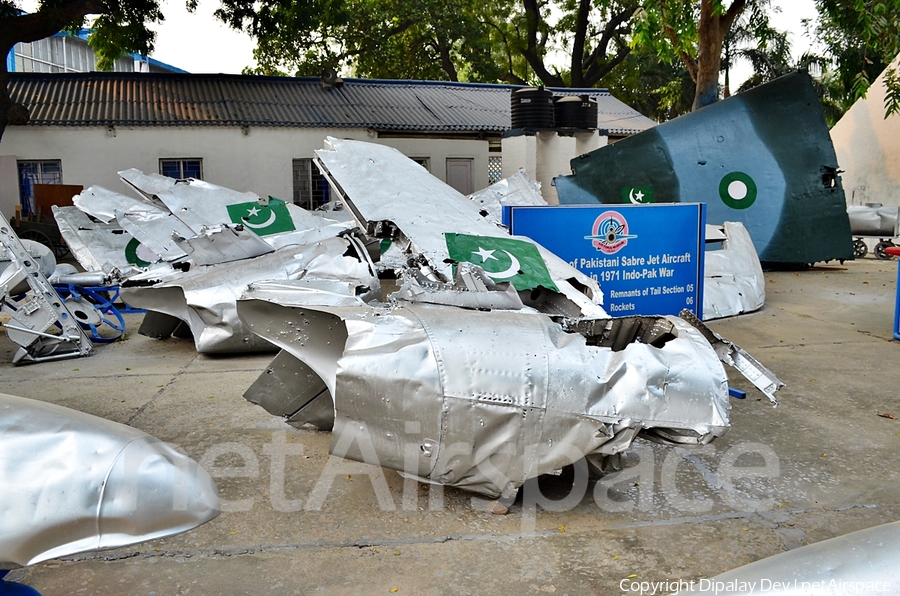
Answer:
(292, 158, 328, 210)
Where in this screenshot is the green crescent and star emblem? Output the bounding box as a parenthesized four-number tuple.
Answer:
(444, 233, 559, 292)
(226, 196, 296, 236)
(719, 171, 757, 209)
(620, 185, 654, 204)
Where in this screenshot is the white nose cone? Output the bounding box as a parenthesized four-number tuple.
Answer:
(0, 393, 219, 567)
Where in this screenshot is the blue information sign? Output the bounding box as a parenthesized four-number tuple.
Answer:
(505, 203, 706, 317)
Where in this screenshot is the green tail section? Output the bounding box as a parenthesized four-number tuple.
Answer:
(557, 71, 853, 265)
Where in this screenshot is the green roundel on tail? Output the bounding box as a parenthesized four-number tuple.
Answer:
(719, 172, 758, 209)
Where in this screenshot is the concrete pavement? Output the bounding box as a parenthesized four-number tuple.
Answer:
(2, 257, 900, 596)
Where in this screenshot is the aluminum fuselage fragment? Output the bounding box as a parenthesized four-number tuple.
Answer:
(703, 222, 766, 320)
(0, 393, 219, 567)
(238, 288, 730, 498)
(122, 235, 379, 353)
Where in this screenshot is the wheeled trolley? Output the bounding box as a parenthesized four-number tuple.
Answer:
(848, 204, 900, 259)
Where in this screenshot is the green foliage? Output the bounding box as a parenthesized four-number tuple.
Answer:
(223, 0, 507, 81)
(814, 0, 900, 117)
(88, 0, 164, 69)
(599, 47, 694, 120)
(884, 67, 900, 117)
(631, 1, 700, 67)
(224, 0, 637, 86)
(632, 1, 757, 109)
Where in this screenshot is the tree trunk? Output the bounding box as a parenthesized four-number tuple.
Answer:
(692, 0, 746, 110)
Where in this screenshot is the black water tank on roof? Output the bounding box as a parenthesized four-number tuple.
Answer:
(511, 86, 555, 130)
(554, 95, 598, 130)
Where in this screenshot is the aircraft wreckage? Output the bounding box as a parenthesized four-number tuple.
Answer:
(49, 138, 782, 498)
(53, 169, 373, 354)
(237, 138, 782, 498)
(0, 392, 219, 569)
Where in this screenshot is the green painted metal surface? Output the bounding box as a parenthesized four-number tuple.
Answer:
(556, 71, 853, 265)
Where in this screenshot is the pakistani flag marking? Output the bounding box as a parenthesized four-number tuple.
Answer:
(620, 185, 654, 204)
(445, 233, 559, 292)
(719, 172, 757, 210)
(226, 197, 296, 236)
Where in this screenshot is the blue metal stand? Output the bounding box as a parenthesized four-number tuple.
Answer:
(0, 571, 42, 596)
(51, 284, 127, 343)
(888, 247, 900, 340)
(894, 262, 900, 340)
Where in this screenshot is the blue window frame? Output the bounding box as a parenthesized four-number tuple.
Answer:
(160, 158, 202, 179)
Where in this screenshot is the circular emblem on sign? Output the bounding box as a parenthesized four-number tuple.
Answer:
(125, 237, 161, 268)
(719, 171, 757, 209)
(585, 211, 637, 255)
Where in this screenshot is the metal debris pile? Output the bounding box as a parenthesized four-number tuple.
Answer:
(42, 137, 782, 499)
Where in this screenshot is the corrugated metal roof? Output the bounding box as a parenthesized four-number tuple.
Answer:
(8, 72, 657, 135)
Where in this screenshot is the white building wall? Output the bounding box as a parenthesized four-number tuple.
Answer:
(831, 56, 900, 207)
(501, 130, 607, 204)
(0, 125, 490, 206)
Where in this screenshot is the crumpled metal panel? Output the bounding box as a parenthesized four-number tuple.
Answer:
(314, 137, 607, 318)
(73, 185, 166, 224)
(115, 208, 193, 262)
(675, 520, 900, 595)
(681, 310, 782, 404)
(243, 349, 333, 430)
(467, 169, 547, 227)
(122, 237, 379, 353)
(848, 204, 900, 237)
(703, 222, 766, 321)
(173, 224, 274, 265)
(52, 206, 133, 274)
(0, 393, 219, 568)
(119, 169, 330, 239)
(238, 291, 730, 498)
(396, 263, 526, 310)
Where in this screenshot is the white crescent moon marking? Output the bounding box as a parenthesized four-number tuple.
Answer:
(243, 210, 277, 229)
(136, 244, 160, 263)
(486, 250, 521, 280)
(629, 188, 641, 205)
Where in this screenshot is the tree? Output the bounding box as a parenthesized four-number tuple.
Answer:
(221, 0, 640, 88)
(0, 0, 163, 141)
(720, 1, 780, 97)
(493, 0, 638, 87)
(600, 47, 694, 120)
(812, 0, 900, 116)
(633, 0, 757, 110)
(218, 0, 507, 81)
